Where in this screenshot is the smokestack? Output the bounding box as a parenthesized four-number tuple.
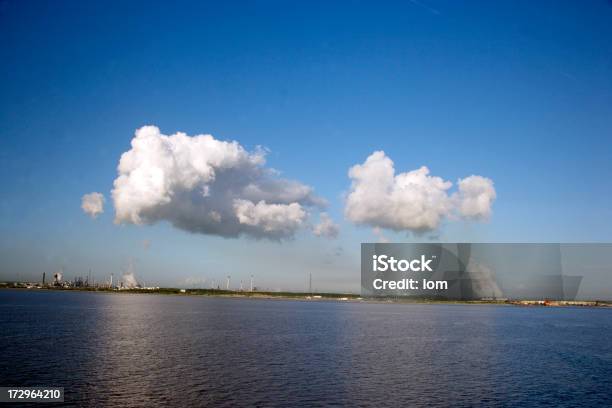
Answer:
(250, 275, 254, 292)
(42, 272, 46, 285)
(53, 270, 63, 285)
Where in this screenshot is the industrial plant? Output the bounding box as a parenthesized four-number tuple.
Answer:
(2, 269, 160, 291)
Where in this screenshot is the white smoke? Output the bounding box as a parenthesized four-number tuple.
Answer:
(313, 213, 339, 238)
(53, 269, 63, 283)
(122, 262, 138, 289)
(122, 272, 138, 289)
(111, 126, 326, 240)
(345, 151, 496, 233)
(81, 192, 105, 219)
(464, 261, 503, 298)
(123, 273, 138, 288)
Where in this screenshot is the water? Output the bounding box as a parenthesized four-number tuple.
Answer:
(1, 290, 611, 407)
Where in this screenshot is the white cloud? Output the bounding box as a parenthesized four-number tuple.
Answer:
(345, 151, 452, 232)
(234, 199, 306, 236)
(453, 175, 496, 220)
(81, 192, 105, 219)
(111, 126, 324, 240)
(313, 213, 339, 238)
(344, 151, 496, 232)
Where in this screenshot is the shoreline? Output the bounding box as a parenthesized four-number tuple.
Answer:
(2, 285, 611, 308)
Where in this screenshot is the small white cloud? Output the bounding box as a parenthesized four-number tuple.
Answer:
(81, 192, 105, 219)
(313, 213, 339, 238)
(453, 175, 496, 220)
(344, 151, 496, 233)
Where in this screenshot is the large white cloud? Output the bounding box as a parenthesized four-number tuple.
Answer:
(111, 126, 326, 240)
(81, 192, 105, 219)
(344, 151, 495, 232)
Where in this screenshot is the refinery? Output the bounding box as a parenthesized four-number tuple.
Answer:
(1, 269, 159, 291)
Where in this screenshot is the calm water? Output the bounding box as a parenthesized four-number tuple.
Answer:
(1, 290, 611, 407)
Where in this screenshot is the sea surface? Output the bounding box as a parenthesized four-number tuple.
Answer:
(1, 290, 611, 407)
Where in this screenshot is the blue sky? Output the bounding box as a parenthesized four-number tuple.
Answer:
(1, 1, 611, 291)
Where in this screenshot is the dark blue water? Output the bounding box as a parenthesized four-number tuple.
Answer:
(1, 290, 611, 407)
